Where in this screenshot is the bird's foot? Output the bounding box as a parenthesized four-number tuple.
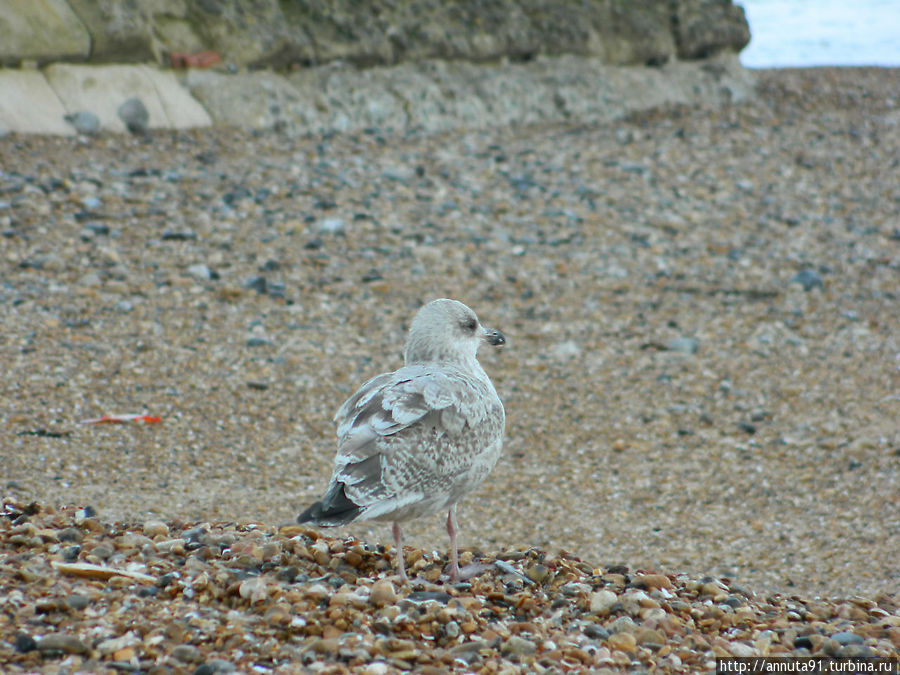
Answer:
(447, 562, 494, 583)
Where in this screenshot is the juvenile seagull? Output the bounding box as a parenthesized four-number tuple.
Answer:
(297, 299, 506, 582)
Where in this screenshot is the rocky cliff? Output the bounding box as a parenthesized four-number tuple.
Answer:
(2, 0, 749, 69)
(0, 0, 753, 135)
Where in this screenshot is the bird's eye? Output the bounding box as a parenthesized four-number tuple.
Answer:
(461, 317, 477, 333)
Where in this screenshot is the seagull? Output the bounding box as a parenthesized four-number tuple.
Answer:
(297, 299, 506, 582)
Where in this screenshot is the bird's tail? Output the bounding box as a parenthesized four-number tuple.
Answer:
(297, 482, 361, 527)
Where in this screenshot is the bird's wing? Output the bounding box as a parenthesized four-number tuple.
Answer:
(334, 364, 479, 460)
(326, 364, 501, 515)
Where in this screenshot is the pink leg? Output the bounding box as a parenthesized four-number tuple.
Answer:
(446, 507, 492, 582)
(392, 521, 408, 583)
(446, 505, 461, 582)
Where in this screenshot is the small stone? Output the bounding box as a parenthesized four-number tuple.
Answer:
(590, 590, 618, 614)
(64, 111, 101, 135)
(407, 590, 452, 603)
(118, 97, 150, 135)
(607, 632, 636, 652)
(584, 624, 610, 640)
(635, 573, 672, 590)
(58, 527, 83, 543)
(448, 640, 489, 663)
(738, 421, 757, 434)
(525, 563, 549, 584)
(318, 217, 346, 234)
(91, 543, 114, 560)
(244, 276, 268, 294)
(84, 222, 110, 236)
(246, 336, 274, 348)
(37, 633, 89, 655)
(635, 627, 666, 647)
(14, 633, 37, 652)
(561, 581, 591, 596)
(790, 268, 823, 291)
(64, 594, 91, 611)
(172, 644, 204, 663)
(501, 635, 537, 656)
(382, 165, 415, 182)
(143, 520, 169, 537)
(370, 579, 397, 607)
(62, 545, 81, 560)
(97, 632, 140, 656)
(78, 272, 102, 288)
(162, 229, 197, 241)
(607, 616, 636, 634)
(728, 641, 756, 657)
(187, 264, 213, 281)
(666, 337, 699, 354)
(831, 631, 864, 646)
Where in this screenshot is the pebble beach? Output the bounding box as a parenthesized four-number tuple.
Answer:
(2, 67, 900, 672)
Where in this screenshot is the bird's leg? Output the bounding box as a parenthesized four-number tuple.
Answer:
(392, 521, 408, 583)
(446, 506, 492, 582)
(446, 506, 461, 582)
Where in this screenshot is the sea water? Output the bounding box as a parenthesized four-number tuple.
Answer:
(739, 0, 900, 68)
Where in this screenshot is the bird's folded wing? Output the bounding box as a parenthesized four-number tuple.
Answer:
(334, 365, 479, 462)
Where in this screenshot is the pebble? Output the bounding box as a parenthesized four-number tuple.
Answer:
(14, 633, 37, 652)
(635, 573, 672, 590)
(64, 111, 101, 135)
(244, 275, 268, 293)
(525, 563, 549, 584)
(143, 520, 169, 537)
(501, 635, 537, 656)
(187, 264, 214, 281)
(370, 579, 398, 607)
(37, 633, 89, 655)
(65, 593, 92, 610)
(831, 631, 865, 646)
(790, 268, 824, 291)
(584, 624, 610, 640)
(318, 217, 346, 234)
(193, 659, 237, 674)
(1, 498, 898, 672)
(607, 632, 637, 652)
(118, 97, 150, 135)
(666, 336, 700, 354)
(590, 590, 618, 614)
(172, 644, 204, 663)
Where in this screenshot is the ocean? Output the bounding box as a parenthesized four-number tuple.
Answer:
(738, 0, 900, 68)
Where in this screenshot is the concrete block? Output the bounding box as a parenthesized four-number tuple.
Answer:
(45, 64, 210, 133)
(140, 68, 212, 129)
(0, 69, 73, 135)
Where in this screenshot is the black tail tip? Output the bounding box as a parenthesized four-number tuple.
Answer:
(296, 501, 324, 525)
(296, 483, 362, 527)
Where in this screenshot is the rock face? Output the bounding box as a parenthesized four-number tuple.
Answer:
(4, 0, 749, 68)
(184, 52, 755, 135)
(0, 0, 753, 135)
(0, 0, 90, 66)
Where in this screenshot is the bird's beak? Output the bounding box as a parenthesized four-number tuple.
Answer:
(483, 328, 506, 347)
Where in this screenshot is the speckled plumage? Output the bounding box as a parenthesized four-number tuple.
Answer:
(298, 299, 505, 581)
